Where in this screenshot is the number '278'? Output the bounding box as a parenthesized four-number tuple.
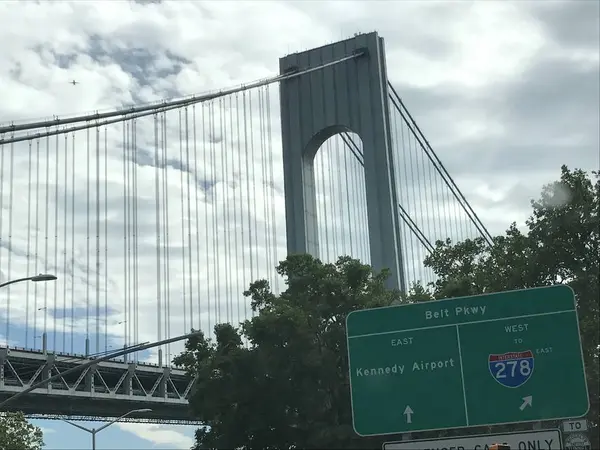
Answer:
(492, 360, 532, 379)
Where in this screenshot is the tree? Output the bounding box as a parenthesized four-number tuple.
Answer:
(177, 165, 598, 449)
(422, 165, 599, 446)
(0, 411, 44, 450)
(174, 255, 403, 449)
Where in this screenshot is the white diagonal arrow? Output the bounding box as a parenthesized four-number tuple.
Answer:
(403, 405, 414, 424)
(519, 395, 533, 411)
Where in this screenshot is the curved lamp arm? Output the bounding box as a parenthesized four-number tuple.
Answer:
(96, 408, 152, 433)
(60, 419, 93, 434)
(0, 274, 57, 289)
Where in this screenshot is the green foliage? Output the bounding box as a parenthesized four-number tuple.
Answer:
(177, 165, 599, 449)
(0, 411, 44, 450)
(174, 255, 404, 449)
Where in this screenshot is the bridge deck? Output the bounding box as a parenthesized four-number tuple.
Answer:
(0, 348, 200, 424)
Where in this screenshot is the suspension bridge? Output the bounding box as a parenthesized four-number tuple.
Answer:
(0, 32, 492, 424)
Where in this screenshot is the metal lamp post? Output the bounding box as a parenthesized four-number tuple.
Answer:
(61, 408, 152, 450)
(0, 273, 57, 289)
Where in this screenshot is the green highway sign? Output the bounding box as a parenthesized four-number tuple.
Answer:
(346, 285, 590, 436)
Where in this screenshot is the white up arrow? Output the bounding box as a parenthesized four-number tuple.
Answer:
(403, 405, 414, 424)
(519, 395, 533, 411)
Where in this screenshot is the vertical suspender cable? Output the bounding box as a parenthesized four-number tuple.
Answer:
(218, 98, 227, 323)
(267, 85, 279, 295)
(202, 104, 211, 334)
(44, 137, 50, 342)
(223, 96, 233, 321)
(333, 140, 341, 259)
(215, 100, 222, 324)
(44, 136, 50, 341)
(343, 137, 354, 256)
(160, 114, 167, 359)
(162, 113, 171, 363)
(53, 133, 59, 350)
(248, 92, 258, 300)
(219, 98, 230, 324)
(62, 135, 68, 352)
(265, 86, 278, 294)
(320, 144, 327, 260)
(228, 95, 240, 320)
(438, 165, 451, 241)
(25, 141, 33, 348)
(193, 105, 202, 330)
(122, 121, 128, 352)
(154, 114, 162, 347)
(401, 121, 417, 283)
(319, 141, 329, 261)
(127, 121, 133, 352)
(237, 94, 248, 322)
(70, 134, 75, 353)
(178, 109, 187, 333)
(217, 99, 225, 324)
(242, 92, 254, 304)
(324, 140, 331, 258)
(454, 190, 464, 242)
(417, 132, 432, 265)
(259, 90, 270, 288)
(95, 126, 101, 353)
(336, 138, 346, 255)
(34, 140, 40, 347)
(329, 141, 337, 260)
(362, 140, 370, 263)
(209, 101, 219, 325)
(85, 128, 91, 354)
(133, 119, 139, 359)
(6, 139, 15, 344)
(391, 111, 406, 277)
(185, 107, 194, 330)
(414, 131, 427, 282)
(0, 136, 4, 336)
(350, 139, 361, 259)
(262, 89, 274, 290)
(408, 124, 421, 282)
(226, 97, 234, 322)
(257, 91, 267, 288)
(428, 156, 440, 244)
(132, 120, 137, 355)
(104, 128, 108, 353)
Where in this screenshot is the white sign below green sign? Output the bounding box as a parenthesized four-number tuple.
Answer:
(383, 429, 562, 450)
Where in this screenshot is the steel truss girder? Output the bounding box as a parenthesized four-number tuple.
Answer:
(0, 348, 199, 424)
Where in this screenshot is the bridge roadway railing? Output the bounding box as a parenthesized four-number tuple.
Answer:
(0, 347, 200, 424)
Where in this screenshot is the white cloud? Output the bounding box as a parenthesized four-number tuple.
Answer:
(116, 422, 194, 449)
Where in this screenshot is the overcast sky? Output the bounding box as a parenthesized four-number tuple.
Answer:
(1, 1, 598, 448)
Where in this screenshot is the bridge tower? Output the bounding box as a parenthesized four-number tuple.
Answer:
(279, 32, 406, 291)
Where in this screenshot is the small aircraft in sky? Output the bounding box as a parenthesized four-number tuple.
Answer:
(69, 80, 79, 86)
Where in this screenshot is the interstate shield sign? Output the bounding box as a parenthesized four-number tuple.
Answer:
(488, 350, 535, 388)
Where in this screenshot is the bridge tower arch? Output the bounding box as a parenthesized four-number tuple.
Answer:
(279, 32, 406, 291)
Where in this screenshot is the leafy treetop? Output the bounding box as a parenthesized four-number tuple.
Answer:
(0, 411, 44, 450)
(174, 255, 402, 449)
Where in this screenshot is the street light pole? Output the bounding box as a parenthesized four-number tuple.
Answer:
(61, 408, 152, 450)
(0, 273, 57, 353)
(0, 273, 57, 289)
